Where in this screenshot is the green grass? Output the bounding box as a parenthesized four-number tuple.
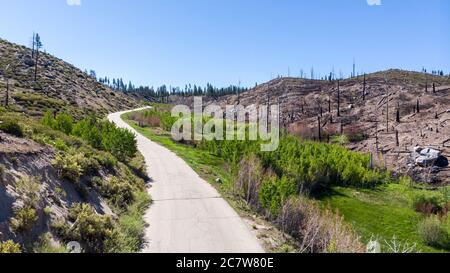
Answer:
(123, 113, 233, 190)
(320, 184, 447, 253)
(111, 190, 151, 253)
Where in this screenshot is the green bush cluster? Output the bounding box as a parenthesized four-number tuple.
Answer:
(92, 177, 134, 210)
(53, 152, 84, 182)
(0, 240, 21, 253)
(204, 134, 388, 192)
(43, 111, 137, 161)
(259, 176, 297, 217)
(53, 203, 115, 253)
(412, 191, 446, 214)
(10, 176, 41, 234)
(11, 206, 38, 233)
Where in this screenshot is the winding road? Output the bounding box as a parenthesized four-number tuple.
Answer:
(108, 108, 264, 253)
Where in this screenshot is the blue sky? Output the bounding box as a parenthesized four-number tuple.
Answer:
(0, 0, 448, 87)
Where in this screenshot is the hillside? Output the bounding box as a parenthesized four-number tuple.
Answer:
(0, 38, 141, 118)
(0, 38, 149, 253)
(210, 70, 450, 184)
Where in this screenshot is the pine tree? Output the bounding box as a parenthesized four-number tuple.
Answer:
(34, 33, 43, 82)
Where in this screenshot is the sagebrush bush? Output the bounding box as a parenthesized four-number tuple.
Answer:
(53, 203, 115, 253)
(418, 215, 449, 248)
(91, 176, 134, 210)
(0, 120, 24, 137)
(11, 206, 38, 233)
(0, 240, 21, 253)
(235, 154, 264, 206)
(53, 152, 83, 182)
(279, 196, 364, 253)
(15, 176, 41, 208)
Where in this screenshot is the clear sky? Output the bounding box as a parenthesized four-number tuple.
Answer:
(0, 0, 448, 87)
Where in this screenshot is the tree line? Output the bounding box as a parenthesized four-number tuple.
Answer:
(95, 75, 249, 99)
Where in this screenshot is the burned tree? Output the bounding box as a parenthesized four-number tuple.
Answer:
(3, 64, 14, 107)
(363, 73, 366, 101)
(338, 80, 341, 117)
(395, 130, 399, 147)
(328, 96, 331, 113)
(396, 102, 400, 123)
(386, 90, 389, 132)
(416, 98, 420, 113)
(318, 116, 322, 142)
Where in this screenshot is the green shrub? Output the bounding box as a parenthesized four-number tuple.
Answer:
(0, 240, 21, 253)
(91, 176, 133, 208)
(206, 134, 387, 192)
(412, 191, 445, 214)
(259, 175, 297, 217)
(101, 124, 137, 161)
(42, 111, 56, 128)
(105, 191, 151, 253)
(418, 216, 449, 248)
(94, 151, 117, 169)
(55, 112, 73, 135)
(0, 121, 24, 137)
(15, 176, 41, 208)
(53, 152, 83, 182)
(42, 113, 138, 162)
(72, 117, 103, 149)
(11, 206, 38, 233)
(33, 233, 67, 253)
(53, 203, 114, 253)
(54, 138, 69, 151)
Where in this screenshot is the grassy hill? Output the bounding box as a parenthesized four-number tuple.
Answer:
(0, 37, 149, 253)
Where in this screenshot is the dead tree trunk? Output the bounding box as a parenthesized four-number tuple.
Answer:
(416, 98, 420, 113)
(375, 122, 379, 152)
(396, 130, 399, 147)
(318, 116, 322, 141)
(5, 78, 9, 107)
(31, 33, 35, 59)
(34, 49, 39, 82)
(363, 73, 366, 101)
(396, 102, 400, 123)
(386, 90, 389, 132)
(337, 80, 341, 117)
(433, 83, 436, 93)
(328, 96, 331, 113)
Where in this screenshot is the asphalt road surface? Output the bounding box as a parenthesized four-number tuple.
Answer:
(108, 108, 264, 253)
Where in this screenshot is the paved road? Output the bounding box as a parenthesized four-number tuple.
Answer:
(108, 108, 264, 253)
